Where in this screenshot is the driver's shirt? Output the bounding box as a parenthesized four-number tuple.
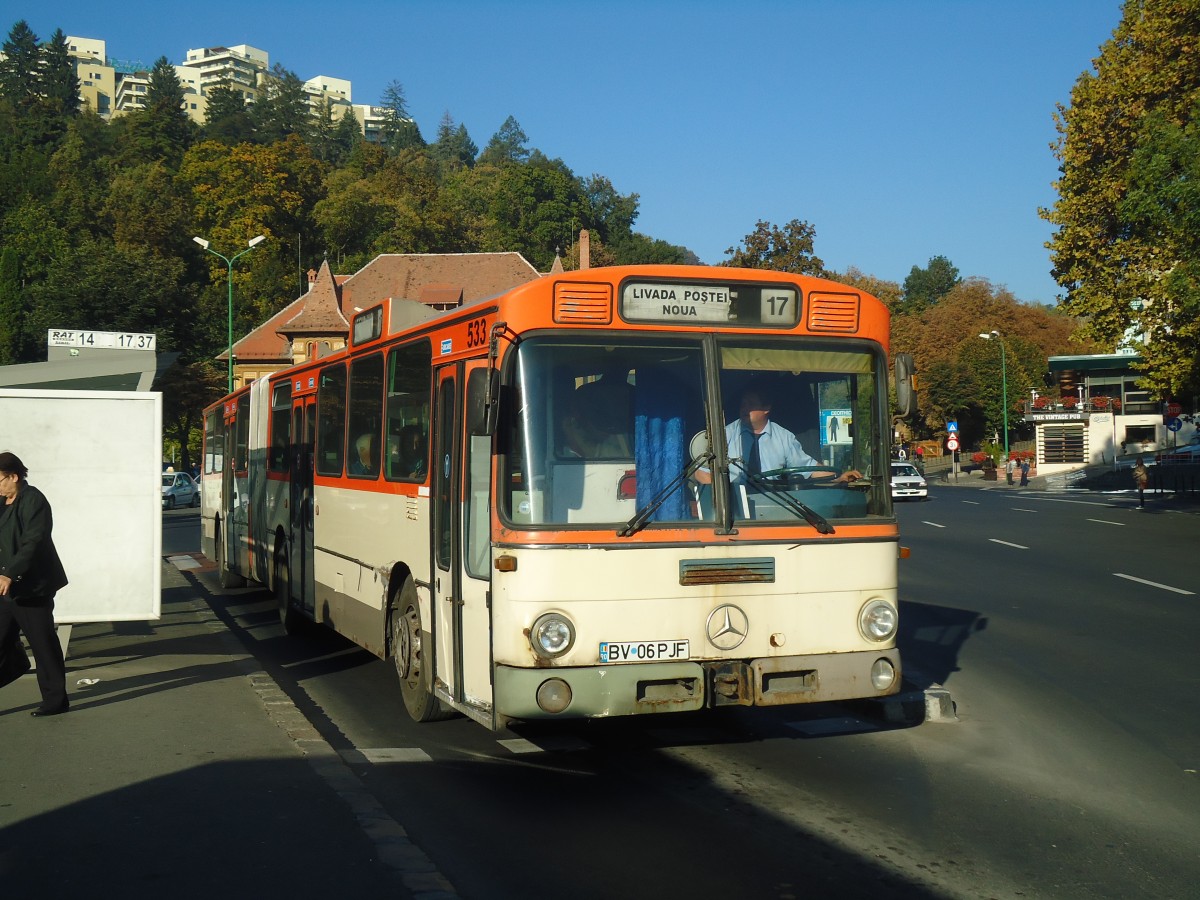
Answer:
(724, 419, 818, 486)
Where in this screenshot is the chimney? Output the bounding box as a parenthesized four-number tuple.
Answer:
(579, 229, 590, 270)
(307, 268, 317, 287)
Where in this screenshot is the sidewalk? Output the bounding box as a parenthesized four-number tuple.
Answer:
(0, 560, 448, 898)
(926, 466, 1200, 514)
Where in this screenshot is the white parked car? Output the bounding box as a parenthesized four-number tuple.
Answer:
(162, 471, 201, 509)
(890, 461, 928, 500)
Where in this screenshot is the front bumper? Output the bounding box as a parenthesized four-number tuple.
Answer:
(494, 649, 901, 722)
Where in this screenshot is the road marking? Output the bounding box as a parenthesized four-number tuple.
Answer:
(922, 521, 946, 528)
(1011, 507, 1038, 512)
(962, 500, 980, 505)
(1086, 518, 1125, 526)
(165, 552, 212, 570)
(989, 539, 1029, 549)
(1113, 573, 1195, 595)
(348, 748, 433, 764)
(498, 736, 592, 754)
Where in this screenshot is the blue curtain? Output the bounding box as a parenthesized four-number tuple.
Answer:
(634, 374, 687, 521)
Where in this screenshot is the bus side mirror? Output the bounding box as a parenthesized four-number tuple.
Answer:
(467, 368, 500, 436)
(894, 353, 917, 419)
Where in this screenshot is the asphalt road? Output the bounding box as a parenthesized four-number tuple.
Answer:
(161, 493, 1200, 899)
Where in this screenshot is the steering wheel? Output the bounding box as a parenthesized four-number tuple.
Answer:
(758, 465, 843, 487)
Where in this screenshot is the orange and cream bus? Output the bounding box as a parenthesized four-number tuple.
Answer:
(201, 264, 914, 730)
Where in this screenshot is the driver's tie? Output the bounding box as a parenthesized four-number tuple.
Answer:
(746, 431, 762, 476)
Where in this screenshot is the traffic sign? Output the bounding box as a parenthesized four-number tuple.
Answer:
(946, 420, 959, 433)
(1166, 417, 1183, 432)
(1166, 402, 1182, 417)
(946, 435, 960, 451)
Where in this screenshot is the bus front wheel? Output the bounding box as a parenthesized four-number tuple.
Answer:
(391, 579, 452, 723)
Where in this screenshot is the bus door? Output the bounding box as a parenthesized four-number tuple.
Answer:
(431, 362, 494, 714)
(222, 396, 250, 579)
(289, 397, 317, 617)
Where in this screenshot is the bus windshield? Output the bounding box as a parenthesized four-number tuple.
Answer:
(500, 335, 889, 529)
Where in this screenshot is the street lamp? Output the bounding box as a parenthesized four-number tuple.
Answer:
(979, 330, 1008, 461)
(194, 234, 266, 392)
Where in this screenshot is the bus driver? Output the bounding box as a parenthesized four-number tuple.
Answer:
(695, 387, 861, 487)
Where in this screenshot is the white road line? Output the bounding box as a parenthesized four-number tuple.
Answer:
(962, 500, 980, 505)
(922, 521, 946, 528)
(989, 539, 1029, 549)
(1086, 518, 1125, 526)
(1011, 507, 1038, 512)
(346, 748, 433, 764)
(1113, 573, 1195, 595)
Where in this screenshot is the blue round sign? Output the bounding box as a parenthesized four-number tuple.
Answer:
(1166, 416, 1183, 432)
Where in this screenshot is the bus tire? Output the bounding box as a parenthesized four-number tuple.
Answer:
(275, 544, 305, 635)
(215, 526, 245, 590)
(391, 578, 453, 723)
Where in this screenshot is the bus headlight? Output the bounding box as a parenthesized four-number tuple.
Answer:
(858, 600, 897, 642)
(531, 613, 575, 659)
(870, 658, 897, 691)
(536, 678, 573, 713)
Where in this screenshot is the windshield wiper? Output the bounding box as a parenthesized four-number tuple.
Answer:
(617, 452, 712, 538)
(734, 461, 835, 535)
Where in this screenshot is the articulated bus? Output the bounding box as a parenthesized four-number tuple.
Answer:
(201, 265, 914, 730)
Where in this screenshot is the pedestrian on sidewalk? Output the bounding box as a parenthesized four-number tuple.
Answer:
(0, 452, 70, 716)
(1006, 456, 1016, 486)
(1132, 456, 1149, 508)
(1019, 458, 1030, 487)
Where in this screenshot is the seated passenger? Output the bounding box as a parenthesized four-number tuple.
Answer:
(348, 433, 378, 476)
(561, 378, 633, 459)
(397, 424, 427, 479)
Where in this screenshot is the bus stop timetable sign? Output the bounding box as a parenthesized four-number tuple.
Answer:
(48, 330, 157, 351)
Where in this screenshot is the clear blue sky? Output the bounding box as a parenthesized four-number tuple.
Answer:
(20, 1, 1123, 305)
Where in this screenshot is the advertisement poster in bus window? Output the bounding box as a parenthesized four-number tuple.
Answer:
(820, 409, 852, 445)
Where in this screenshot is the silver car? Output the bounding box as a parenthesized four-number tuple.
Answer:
(890, 461, 928, 500)
(162, 471, 200, 509)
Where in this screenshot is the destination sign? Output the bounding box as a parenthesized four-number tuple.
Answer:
(48, 329, 157, 351)
(620, 281, 801, 327)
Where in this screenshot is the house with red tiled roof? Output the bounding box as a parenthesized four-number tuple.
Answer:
(225, 251, 541, 388)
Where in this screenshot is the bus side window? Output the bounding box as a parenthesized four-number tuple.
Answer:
(316, 364, 347, 476)
(385, 340, 433, 482)
(348, 353, 383, 479)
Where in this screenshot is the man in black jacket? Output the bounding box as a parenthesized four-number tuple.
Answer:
(0, 451, 70, 716)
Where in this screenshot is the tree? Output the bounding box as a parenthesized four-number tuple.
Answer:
(117, 56, 196, 166)
(378, 80, 423, 152)
(0, 246, 24, 364)
(723, 219, 825, 275)
(26, 237, 193, 350)
(889, 277, 1096, 441)
(330, 107, 364, 164)
(581, 174, 638, 244)
(902, 255, 960, 313)
(202, 79, 255, 145)
(40, 29, 81, 131)
(1115, 103, 1200, 396)
(1042, 0, 1200, 397)
(47, 116, 114, 237)
(478, 115, 531, 166)
(430, 112, 476, 169)
(156, 358, 226, 474)
(252, 63, 311, 144)
(0, 21, 41, 120)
